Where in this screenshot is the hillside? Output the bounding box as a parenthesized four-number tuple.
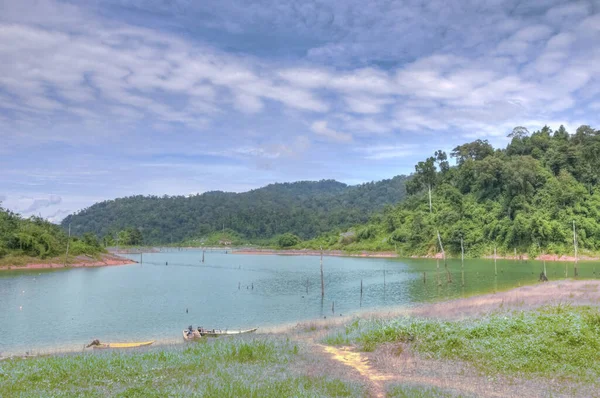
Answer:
(307, 125, 600, 257)
(61, 176, 408, 244)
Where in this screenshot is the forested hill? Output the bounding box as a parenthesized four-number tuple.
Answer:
(313, 125, 600, 257)
(61, 176, 409, 244)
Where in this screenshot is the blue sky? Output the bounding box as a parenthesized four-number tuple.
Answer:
(1, 0, 599, 222)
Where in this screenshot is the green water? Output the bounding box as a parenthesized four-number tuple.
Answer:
(0, 250, 596, 355)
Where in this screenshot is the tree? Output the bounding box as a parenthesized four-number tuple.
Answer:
(406, 156, 437, 212)
(508, 126, 530, 139)
(451, 139, 494, 165)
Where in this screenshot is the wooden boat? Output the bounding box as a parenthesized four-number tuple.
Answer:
(182, 329, 202, 341)
(91, 341, 154, 349)
(199, 328, 257, 337)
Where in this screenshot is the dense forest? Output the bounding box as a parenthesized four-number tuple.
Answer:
(61, 176, 408, 245)
(306, 125, 600, 257)
(0, 206, 104, 262)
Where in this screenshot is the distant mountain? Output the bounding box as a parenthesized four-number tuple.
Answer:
(61, 176, 409, 244)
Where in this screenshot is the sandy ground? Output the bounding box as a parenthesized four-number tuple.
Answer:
(0, 253, 137, 271)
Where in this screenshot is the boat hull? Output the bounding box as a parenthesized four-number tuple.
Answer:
(199, 328, 257, 337)
(92, 341, 154, 349)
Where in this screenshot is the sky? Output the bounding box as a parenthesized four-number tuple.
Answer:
(1, 0, 599, 222)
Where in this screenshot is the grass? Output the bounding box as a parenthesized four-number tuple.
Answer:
(324, 305, 600, 383)
(0, 337, 363, 397)
(388, 384, 469, 398)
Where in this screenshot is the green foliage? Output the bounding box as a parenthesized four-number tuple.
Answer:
(0, 205, 104, 262)
(324, 306, 600, 383)
(313, 124, 600, 257)
(61, 177, 409, 244)
(277, 233, 301, 248)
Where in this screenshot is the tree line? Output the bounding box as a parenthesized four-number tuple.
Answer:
(0, 206, 104, 260)
(305, 124, 600, 257)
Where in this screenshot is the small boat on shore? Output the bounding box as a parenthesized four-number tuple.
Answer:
(199, 328, 258, 337)
(182, 329, 202, 341)
(87, 340, 154, 349)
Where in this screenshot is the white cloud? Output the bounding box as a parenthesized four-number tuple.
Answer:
(361, 144, 418, 160)
(310, 121, 352, 142)
(19, 195, 63, 214)
(1, 0, 600, 219)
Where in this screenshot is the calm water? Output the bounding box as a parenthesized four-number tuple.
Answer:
(1, 250, 597, 355)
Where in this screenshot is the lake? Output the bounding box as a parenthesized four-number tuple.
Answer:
(1, 250, 597, 356)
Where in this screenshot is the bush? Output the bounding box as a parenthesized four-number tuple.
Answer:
(277, 233, 301, 248)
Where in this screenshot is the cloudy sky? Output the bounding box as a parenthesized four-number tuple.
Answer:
(1, 0, 599, 222)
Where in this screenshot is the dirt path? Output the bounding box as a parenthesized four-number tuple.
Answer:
(319, 344, 391, 397)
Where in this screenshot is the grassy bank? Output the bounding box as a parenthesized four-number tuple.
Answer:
(324, 305, 600, 384)
(0, 337, 364, 397)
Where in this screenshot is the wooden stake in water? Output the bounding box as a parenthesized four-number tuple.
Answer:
(423, 272, 426, 284)
(460, 237, 464, 268)
(544, 260, 547, 278)
(360, 279, 363, 295)
(202, 250, 205, 263)
(332, 301, 335, 314)
(383, 269, 386, 288)
(320, 247, 325, 298)
(494, 246, 497, 276)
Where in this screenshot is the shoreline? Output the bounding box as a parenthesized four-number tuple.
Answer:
(231, 248, 599, 262)
(232, 248, 398, 258)
(0, 253, 137, 271)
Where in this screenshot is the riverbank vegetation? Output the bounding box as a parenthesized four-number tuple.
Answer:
(0, 338, 363, 397)
(302, 124, 600, 258)
(324, 305, 600, 384)
(0, 206, 104, 265)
